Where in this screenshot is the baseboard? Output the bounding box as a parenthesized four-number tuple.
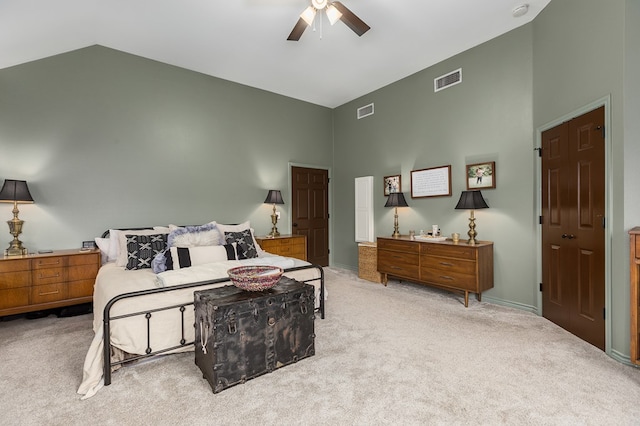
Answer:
(481, 295, 538, 314)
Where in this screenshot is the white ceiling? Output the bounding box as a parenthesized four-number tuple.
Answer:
(0, 0, 551, 108)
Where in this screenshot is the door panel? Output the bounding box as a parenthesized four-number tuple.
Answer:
(291, 166, 329, 266)
(542, 106, 605, 350)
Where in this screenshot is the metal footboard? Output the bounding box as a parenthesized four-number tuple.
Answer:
(103, 264, 324, 386)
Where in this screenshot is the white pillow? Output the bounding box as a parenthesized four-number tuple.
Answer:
(217, 221, 265, 255)
(115, 229, 169, 267)
(167, 222, 221, 247)
(168, 244, 236, 270)
(94, 237, 115, 264)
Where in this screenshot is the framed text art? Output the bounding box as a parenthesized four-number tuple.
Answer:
(410, 165, 452, 198)
(466, 162, 496, 190)
(383, 175, 401, 196)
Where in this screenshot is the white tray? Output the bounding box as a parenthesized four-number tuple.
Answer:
(414, 235, 447, 242)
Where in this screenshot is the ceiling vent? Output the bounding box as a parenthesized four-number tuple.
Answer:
(357, 103, 374, 119)
(434, 68, 462, 92)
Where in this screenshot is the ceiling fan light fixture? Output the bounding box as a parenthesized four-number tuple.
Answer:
(300, 6, 316, 26)
(311, 0, 328, 10)
(326, 5, 342, 25)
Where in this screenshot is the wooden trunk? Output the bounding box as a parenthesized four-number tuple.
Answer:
(194, 277, 315, 393)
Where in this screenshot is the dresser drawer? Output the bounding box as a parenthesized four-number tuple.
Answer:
(378, 254, 420, 279)
(69, 263, 99, 281)
(68, 279, 95, 299)
(377, 238, 419, 254)
(0, 259, 30, 273)
(0, 271, 31, 289)
(31, 283, 68, 304)
(421, 255, 477, 275)
(69, 252, 101, 266)
(33, 256, 67, 269)
(0, 288, 30, 309)
(32, 267, 65, 285)
(421, 244, 476, 260)
(420, 268, 476, 291)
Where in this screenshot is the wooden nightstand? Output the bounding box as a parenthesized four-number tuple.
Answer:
(255, 235, 307, 261)
(0, 249, 100, 317)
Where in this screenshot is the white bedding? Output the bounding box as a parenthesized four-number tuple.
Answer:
(77, 254, 322, 399)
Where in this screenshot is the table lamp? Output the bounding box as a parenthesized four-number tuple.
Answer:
(264, 190, 284, 237)
(455, 190, 489, 245)
(384, 192, 409, 238)
(0, 179, 34, 256)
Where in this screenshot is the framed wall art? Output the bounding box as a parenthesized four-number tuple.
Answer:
(383, 175, 401, 196)
(410, 165, 452, 198)
(466, 162, 496, 190)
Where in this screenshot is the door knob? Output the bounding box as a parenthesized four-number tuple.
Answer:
(292, 223, 298, 227)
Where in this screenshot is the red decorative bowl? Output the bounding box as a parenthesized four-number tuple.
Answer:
(227, 265, 284, 291)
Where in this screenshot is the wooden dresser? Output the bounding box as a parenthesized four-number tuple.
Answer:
(255, 235, 307, 261)
(0, 249, 100, 317)
(377, 236, 494, 307)
(630, 227, 640, 365)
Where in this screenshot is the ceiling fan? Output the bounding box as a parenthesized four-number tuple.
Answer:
(287, 0, 370, 41)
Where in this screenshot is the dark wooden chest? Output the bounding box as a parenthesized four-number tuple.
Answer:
(194, 277, 315, 393)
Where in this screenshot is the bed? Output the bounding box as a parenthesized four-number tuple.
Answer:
(76, 222, 325, 400)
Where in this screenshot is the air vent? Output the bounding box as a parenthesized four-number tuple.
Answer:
(357, 103, 374, 119)
(434, 68, 462, 92)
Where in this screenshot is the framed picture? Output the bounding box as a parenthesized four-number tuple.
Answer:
(466, 162, 496, 190)
(410, 165, 452, 198)
(383, 175, 401, 196)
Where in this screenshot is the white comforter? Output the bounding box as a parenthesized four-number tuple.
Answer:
(77, 255, 320, 399)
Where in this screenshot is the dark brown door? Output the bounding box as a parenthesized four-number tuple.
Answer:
(291, 166, 329, 266)
(541, 106, 605, 350)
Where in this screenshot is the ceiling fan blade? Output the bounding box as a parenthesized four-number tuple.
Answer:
(287, 17, 309, 41)
(332, 1, 370, 36)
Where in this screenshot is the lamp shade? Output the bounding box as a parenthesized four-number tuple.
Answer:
(0, 180, 34, 203)
(455, 190, 488, 210)
(264, 190, 284, 205)
(385, 192, 408, 208)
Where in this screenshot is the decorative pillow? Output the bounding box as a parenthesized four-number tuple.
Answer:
(115, 229, 169, 267)
(165, 244, 237, 270)
(224, 229, 258, 259)
(218, 221, 264, 255)
(125, 234, 168, 270)
(152, 250, 168, 274)
(168, 222, 221, 247)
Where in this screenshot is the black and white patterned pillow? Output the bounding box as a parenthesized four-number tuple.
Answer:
(224, 229, 258, 259)
(125, 234, 168, 270)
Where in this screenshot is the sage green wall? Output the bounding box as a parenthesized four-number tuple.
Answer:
(332, 25, 537, 310)
(532, 0, 636, 360)
(0, 46, 333, 251)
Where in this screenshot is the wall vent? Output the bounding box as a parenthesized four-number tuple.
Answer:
(434, 68, 462, 92)
(357, 103, 374, 119)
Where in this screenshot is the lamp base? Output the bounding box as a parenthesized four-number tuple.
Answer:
(5, 239, 28, 256)
(269, 210, 280, 238)
(467, 211, 478, 245)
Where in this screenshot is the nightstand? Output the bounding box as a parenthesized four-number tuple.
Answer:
(255, 235, 307, 261)
(0, 249, 100, 317)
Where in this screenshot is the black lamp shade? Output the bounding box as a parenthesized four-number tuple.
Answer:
(385, 192, 409, 208)
(455, 190, 488, 210)
(264, 190, 284, 205)
(0, 180, 34, 203)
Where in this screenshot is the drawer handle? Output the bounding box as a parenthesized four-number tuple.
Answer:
(439, 262, 454, 267)
(38, 260, 61, 266)
(38, 273, 60, 279)
(38, 290, 60, 296)
(439, 275, 454, 281)
(390, 266, 402, 270)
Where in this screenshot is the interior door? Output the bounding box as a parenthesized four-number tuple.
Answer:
(291, 166, 329, 266)
(541, 106, 605, 350)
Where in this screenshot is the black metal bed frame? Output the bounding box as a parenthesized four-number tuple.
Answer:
(102, 264, 325, 386)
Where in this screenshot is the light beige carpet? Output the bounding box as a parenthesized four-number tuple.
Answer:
(1, 267, 640, 425)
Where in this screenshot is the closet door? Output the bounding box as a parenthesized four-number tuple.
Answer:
(541, 106, 605, 350)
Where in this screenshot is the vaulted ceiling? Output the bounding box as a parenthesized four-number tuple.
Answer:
(0, 0, 551, 108)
